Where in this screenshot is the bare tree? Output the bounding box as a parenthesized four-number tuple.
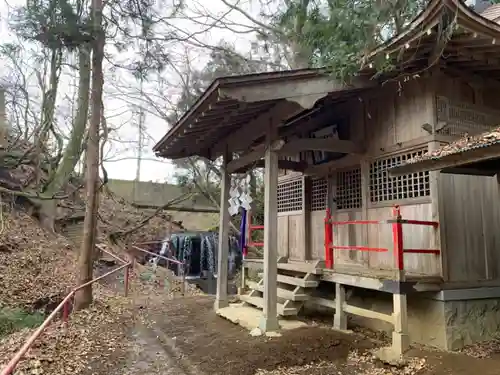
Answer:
(75, 0, 105, 310)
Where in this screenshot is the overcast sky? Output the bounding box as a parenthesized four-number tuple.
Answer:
(0, 0, 258, 183)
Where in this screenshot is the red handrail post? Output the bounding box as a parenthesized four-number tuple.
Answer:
(392, 205, 404, 275)
(324, 208, 333, 269)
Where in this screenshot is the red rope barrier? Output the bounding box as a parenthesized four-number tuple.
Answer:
(1, 247, 132, 375)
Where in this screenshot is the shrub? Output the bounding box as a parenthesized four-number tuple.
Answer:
(0, 307, 45, 337)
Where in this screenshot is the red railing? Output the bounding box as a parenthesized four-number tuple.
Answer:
(324, 205, 440, 271)
(1, 246, 132, 375)
(247, 210, 264, 247)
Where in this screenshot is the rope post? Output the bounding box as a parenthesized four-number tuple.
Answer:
(391, 205, 404, 278)
(324, 208, 333, 269)
(62, 299, 70, 323)
(181, 263, 186, 296)
(124, 264, 130, 297)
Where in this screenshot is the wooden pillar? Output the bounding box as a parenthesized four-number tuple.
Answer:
(303, 176, 312, 260)
(259, 132, 280, 332)
(333, 283, 347, 330)
(392, 293, 409, 355)
(428, 141, 446, 280)
(214, 148, 232, 311)
(360, 160, 370, 267)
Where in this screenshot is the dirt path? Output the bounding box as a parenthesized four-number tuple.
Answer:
(92, 266, 500, 375)
(134, 295, 500, 375)
(120, 322, 191, 375)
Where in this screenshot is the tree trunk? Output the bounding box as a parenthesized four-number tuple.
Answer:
(74, 0, 105, 311)
(35, 49, 61, 186)
(39, 45, 92, 231)
(289, 0, 311, 69)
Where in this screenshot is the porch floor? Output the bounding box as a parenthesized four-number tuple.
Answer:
(322, 265, 443, 292)
(244, 258, 443, 292)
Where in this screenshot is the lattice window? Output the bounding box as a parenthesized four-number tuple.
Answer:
(336, 167, 362, 210)
(277, 177, 303, 213)
(436, 96, 500, 137)
(369, 150, 430, 203)
(311, 177, 327, 211)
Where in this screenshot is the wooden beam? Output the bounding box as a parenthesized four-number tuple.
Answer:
(214, 148, 232, 311)
(219, 75, 373, 109)
(279, 138, 363, 155)
(227, 149, 264, 173)
(305, 154, 363, 176)
(232, 160, 308, 174)
(226, 140, 285, 173)
(210, 100, 302, 158)
(440, 64, 500, 91)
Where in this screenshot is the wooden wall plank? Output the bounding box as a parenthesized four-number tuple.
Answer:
(277, 216, 289, 259)
(310, 211, 325, 260)
(439, 174, 500, 282)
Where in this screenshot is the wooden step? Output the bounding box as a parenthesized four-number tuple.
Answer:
(277, 262, 323, 275)
(277, 274, 318, 288)
(240, 295, 299, 316)
(244, 259, 323, 275)
(247, 281, 309, 301)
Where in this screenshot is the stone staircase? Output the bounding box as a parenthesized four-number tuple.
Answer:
(239, 259, 323, 316)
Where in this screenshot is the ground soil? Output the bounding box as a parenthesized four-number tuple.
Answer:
(79, 266, 500, 375)
(119, 295, 500, 375)
(143, 297, 367, 375)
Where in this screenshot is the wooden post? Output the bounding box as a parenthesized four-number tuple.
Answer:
(429, 141, 446, 280)
(324, 209, 332, 268)
(239, 209, 251, 294)
(333, 283, 347, 330)
(392, 293, 410, 355)
(214, 148, 232, 311)
(259, 130, 280, 332)
(303, 176, 312, 260)
(391, 205, 404, 278)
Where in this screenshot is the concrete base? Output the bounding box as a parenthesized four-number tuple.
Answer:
(343, 292, 500, 351)
(214, 298, 229, 311)
(216, 303, 306, 336)
(334, 311, 347, 330)
(374, 346, 406, 366)
(392, 331, 410, 355)
(259, 314, 280, 333)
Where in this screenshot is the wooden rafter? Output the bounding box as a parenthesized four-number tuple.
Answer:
(279, 138, 363, 156)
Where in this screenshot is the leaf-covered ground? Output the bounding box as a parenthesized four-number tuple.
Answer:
(2, 205, 500, 375)
(0, 212, 77, 308)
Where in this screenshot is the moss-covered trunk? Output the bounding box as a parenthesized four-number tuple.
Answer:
(38, 45, 92, 231)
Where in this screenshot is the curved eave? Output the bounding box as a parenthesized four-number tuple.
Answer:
(153, 69, 325, 159)
(365, 0, 500, 66)
(155, 98, 280, 159)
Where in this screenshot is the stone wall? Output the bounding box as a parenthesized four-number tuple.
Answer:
(308, 288, 500, 350)
(444, 298, 500, 350)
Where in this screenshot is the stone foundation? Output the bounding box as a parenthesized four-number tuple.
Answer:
(444, 298, 500, 350)
(309, 287, 500, 350)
